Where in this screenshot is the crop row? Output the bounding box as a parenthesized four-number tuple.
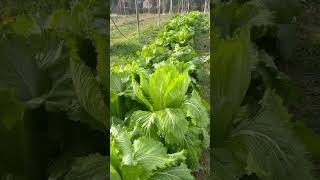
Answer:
(110, 12, 210, 179)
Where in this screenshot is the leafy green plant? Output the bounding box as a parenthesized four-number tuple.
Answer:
(128, 64, 209, 168)
(137, 12, 209, 68)
(212, 0, 300, 103)
(0, 0, 109, 179)
(212, 26, 316, 180)
(211, 1, 320, 179)
(110, 125, 194, 180)
(110, 12, 210, 179)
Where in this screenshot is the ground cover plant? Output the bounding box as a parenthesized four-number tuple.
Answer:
(110, 12, 210, 179)
(212, 0, 320, 179)
(0, 0, 109, 179)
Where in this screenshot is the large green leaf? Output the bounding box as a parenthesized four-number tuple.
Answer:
(232, 90, 315, 180)
(0, 25, 78, 111)
(130, 111, 157, 136)
(212, 2, 273, 38)
(111, 125, 192, 180)
(179, 126, 203, 169)
(110, 126, 143, 180)
(0, 89, 24, 130)
(253, 0, 303, 23)
(212, 147, 245, 180)
(110, 126, 134, 165)
(133, 137, 176, 172)
(149, 163, 194, 180)
(132, 79, 154, 111)
(11, 15, 34, 37)
(110, 73, 125, 95)
(183, 90, 209, 128)
(0, 36, 49, 103)
(110, 92, 121, 118)
(92, 33, 108, 89)
(110, 165, 122, 180)
(156, 108, 189, 145)
(148, 65, 189, 110)
(162, 71, 190, 108)
(44, 71, 75, 112)
(120, 164, 143, 180)
(32, 31, 65, 70)
(291, 121, 320, 160)
(65, 154, 109, 180)
(212, 28, 254, 145)
(254, 50, 297, 103)
(70, 48, 109, 129)
(48, 1, 95, 34)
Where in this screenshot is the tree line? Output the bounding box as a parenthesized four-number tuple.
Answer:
(110, 0, 209, 15)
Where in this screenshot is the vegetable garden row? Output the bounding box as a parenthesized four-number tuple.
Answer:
(110, 12, 210, 179)
(212, 0, 320, 179)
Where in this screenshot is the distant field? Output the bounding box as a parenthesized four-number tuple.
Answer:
(111, 13, 171, 44)
(110, 14, 172, 65)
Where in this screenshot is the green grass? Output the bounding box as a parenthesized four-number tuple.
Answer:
(111, 14, 171, 65)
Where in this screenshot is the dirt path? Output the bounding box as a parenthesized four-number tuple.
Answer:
(193, 34, 210, 180)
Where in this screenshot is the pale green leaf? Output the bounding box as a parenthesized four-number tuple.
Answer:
(150, 163, 194, 180)
(110, 164, 122, 180)
(70, 49, 109, 129)
(183, 90, 209, 128)
(120, 164, 143, 180)
(111, 126, 134, 165)
(133, 137, 174, 172)
(148, 65, 187, 110)
(163, 71, 190, 108)
(132, 79, 154, 111)
(130, 111, 157, 136)
(156, 108, 189, 145)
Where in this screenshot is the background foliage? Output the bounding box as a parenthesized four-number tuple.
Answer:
(0, 0, 109, 179)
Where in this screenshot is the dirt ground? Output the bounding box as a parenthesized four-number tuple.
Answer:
(193, 33, 210, 180)
(278, 2, 320, 175)
(279, 4, 320, 133)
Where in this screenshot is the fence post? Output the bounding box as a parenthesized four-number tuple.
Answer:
(169, 0, 172, 14)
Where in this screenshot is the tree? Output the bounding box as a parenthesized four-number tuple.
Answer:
(163, 0, 166, 14)
(158, 0, 161, 26)
(169, 0, 172, 14)
(204, 0, 209, 13)
(180, 0, 184, 13)
(148, 0, 151, 13)
(117, 0, 127, 15)
(135, 0, 140, 39)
